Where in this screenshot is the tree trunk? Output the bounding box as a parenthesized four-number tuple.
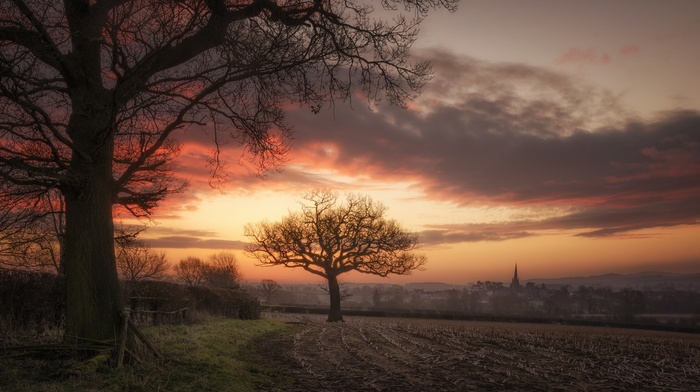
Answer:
(327, 274, 344, 322)
(62, 111, 122, 343)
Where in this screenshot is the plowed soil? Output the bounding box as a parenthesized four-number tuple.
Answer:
(259, 313, 700, 391)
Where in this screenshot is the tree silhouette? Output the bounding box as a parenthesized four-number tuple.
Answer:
(205, 251, 241, 289)
(245, 190, 425, 321)
(173, 252, 241, 288)
(260, 279, 281, 304)
(115, 237, 170, 282)
(0, 0, 455, 341)
(174, 256, 208, 287)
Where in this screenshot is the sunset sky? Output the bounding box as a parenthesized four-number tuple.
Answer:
(130, 1, 700, 285)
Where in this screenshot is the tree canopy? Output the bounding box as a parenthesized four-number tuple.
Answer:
(245, 189, 425, 321)
(1, 0, 456, 340)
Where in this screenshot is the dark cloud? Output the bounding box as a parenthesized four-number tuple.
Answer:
(280, 50, 700, 240)
(419, 227, 535, 246)
(144, 227, 221, 238)
(146, 236, 249, 250)
(556, 200, 700, 238)
(419, 197, 699, 245)
(139, 227, 248, 250)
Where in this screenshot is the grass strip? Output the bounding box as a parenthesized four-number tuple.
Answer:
(0, 318, 294, 392)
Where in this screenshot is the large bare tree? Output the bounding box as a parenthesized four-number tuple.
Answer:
(0, 0, 456, 341)
(245, 190, 426, 321)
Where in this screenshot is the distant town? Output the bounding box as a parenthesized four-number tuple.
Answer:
(248, 265, 700, 330)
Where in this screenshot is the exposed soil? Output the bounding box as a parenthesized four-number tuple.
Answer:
(258, 313, 700, 392)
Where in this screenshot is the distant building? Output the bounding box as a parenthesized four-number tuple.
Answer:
(510, 263, 521, 290)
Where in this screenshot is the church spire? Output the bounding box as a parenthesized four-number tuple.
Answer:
(511, 263, 520, 289)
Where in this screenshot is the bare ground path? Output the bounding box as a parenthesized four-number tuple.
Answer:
(258, 313, 700, 391)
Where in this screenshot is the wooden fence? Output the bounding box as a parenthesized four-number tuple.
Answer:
(129, 296, 188, 325)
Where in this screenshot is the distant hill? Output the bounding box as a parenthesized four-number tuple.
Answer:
(527, 271, 700, 290)
(342, 282, 464, 291)
(403, 282, 465, 291)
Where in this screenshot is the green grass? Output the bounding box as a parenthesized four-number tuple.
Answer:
(0, 318, 294, 392)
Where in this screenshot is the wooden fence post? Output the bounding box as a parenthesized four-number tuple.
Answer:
(116, 309, 130, 368)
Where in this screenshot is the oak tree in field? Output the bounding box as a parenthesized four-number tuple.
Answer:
(245, 190, 426, 321)
(0, 0, 456, 341)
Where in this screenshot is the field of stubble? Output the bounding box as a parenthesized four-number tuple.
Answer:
(266, 313, 700, 391)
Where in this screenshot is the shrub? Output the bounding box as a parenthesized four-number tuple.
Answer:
(125, 279, 261, 323)
(185, 286, 261, 320)
(0, 268, 64, 338)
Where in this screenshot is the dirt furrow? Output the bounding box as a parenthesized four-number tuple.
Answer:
(268, 313, 700, 391)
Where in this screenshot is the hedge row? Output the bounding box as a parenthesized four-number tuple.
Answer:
(0, 269, 64, 332)
(125, 279, 261, 322)
(0, 268, 260, 337)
